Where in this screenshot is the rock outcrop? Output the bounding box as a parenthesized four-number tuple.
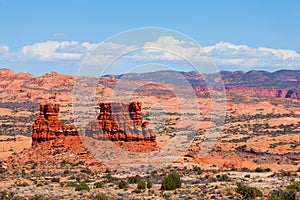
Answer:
(85, 102, 156, 142)
(32, 103, 78, 146)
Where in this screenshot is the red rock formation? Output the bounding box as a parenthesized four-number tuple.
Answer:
(32, 103, 78, 146)
(86, 102, 156, 142)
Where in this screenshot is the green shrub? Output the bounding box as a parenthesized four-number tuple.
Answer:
(236, 182, 263, 199)
(16, 182, 29, 187)
(128, 175, 142, 184)
(254, 167, 271, 173)
(80, 168, 92, 174)
(0, 167, 6, 173)
(268, 189, 296, 200)
(65, 181, 77, 187)
(94, 181, 104, 188)
(268, 182, 299, 200)
(75, 182, 90, 191)
(216, 174, 231, 182)
(131, 189, 142, 193)
(29, 194, 53, 200)
(31, 162, 38, 169)
(137, 180, 146, 190)
(161, 172, 182, 190)
(118, 180, 128, 190)
(147, 181, 153, 189)
(51, 177, 60, 183)
(96, 193, 110, 200)
(0, 190, 24, 200)
(286, 182, 300, 191)
(241, 167, 250, 172)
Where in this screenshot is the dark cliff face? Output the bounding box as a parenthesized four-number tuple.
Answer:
(285, 89, 299, 99)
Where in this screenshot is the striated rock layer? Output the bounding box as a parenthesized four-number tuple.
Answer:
(32, 103, 78, 146)
(86, 102, 156, 142)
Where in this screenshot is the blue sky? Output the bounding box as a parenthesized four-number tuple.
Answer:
(0, 0, 300, 75)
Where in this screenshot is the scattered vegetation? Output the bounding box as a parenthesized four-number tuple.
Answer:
(236, 182, 263, 199)
(161, 172, 182, 190)
(118, 180, 128, 190)
(75, 182, 90, 192)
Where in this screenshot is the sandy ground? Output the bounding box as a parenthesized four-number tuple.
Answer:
(0, 135, 32, 158)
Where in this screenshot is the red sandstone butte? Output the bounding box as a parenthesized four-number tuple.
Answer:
(32, 103, 78, 146)
(85, 102, 156, 142)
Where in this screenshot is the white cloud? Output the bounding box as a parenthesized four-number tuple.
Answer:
(203, 41, 300, 69)
(21, 41, 97, 61)
(141, 36, 207, 62)
(0, 45, 9, 55)
(0, 38, 300, 72)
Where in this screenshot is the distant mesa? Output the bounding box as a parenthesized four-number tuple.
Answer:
(85, 101, 157, 143)
(32, 103, 78, 146)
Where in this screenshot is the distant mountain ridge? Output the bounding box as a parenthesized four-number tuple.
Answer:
(0, 68, 299, 102)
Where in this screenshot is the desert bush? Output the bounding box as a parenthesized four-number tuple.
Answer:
(118, 180, 128, 190)
(286, 182, 300, 191)
(161, 172, 182, 190)
(244, 174, 251, 178)
(0, 167, 6, 173)
(0, 190, 24, 200)
(51, 177, 60, 183)
(236, 182, 263, 199)
(96, 193, 110, 200)
(75, 182, 90, 191)
(80, 168, 92, 174)
(94, 181, 104, 188)
(31, 162, 38, 169)
(29, 194, 53, 200)
(128, 175, 142, 184)
(162, 193, 171, 199)
(216, 174, 231, 182)
(268, 190, 295, 200)
(16, 182, 29, 187)
(131, 188, 142, 193)
(65, 181, 77, 187)
(192, 165, 203, 174)
(254, 167, 271, 173)
(137, 180, 146, 190)
(241, 167, 250, 172)
(106, 173, 112, 182)
(147, 181, 153, 189)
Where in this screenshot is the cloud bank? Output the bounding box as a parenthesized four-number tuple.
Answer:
(0, 37, 300, 73)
